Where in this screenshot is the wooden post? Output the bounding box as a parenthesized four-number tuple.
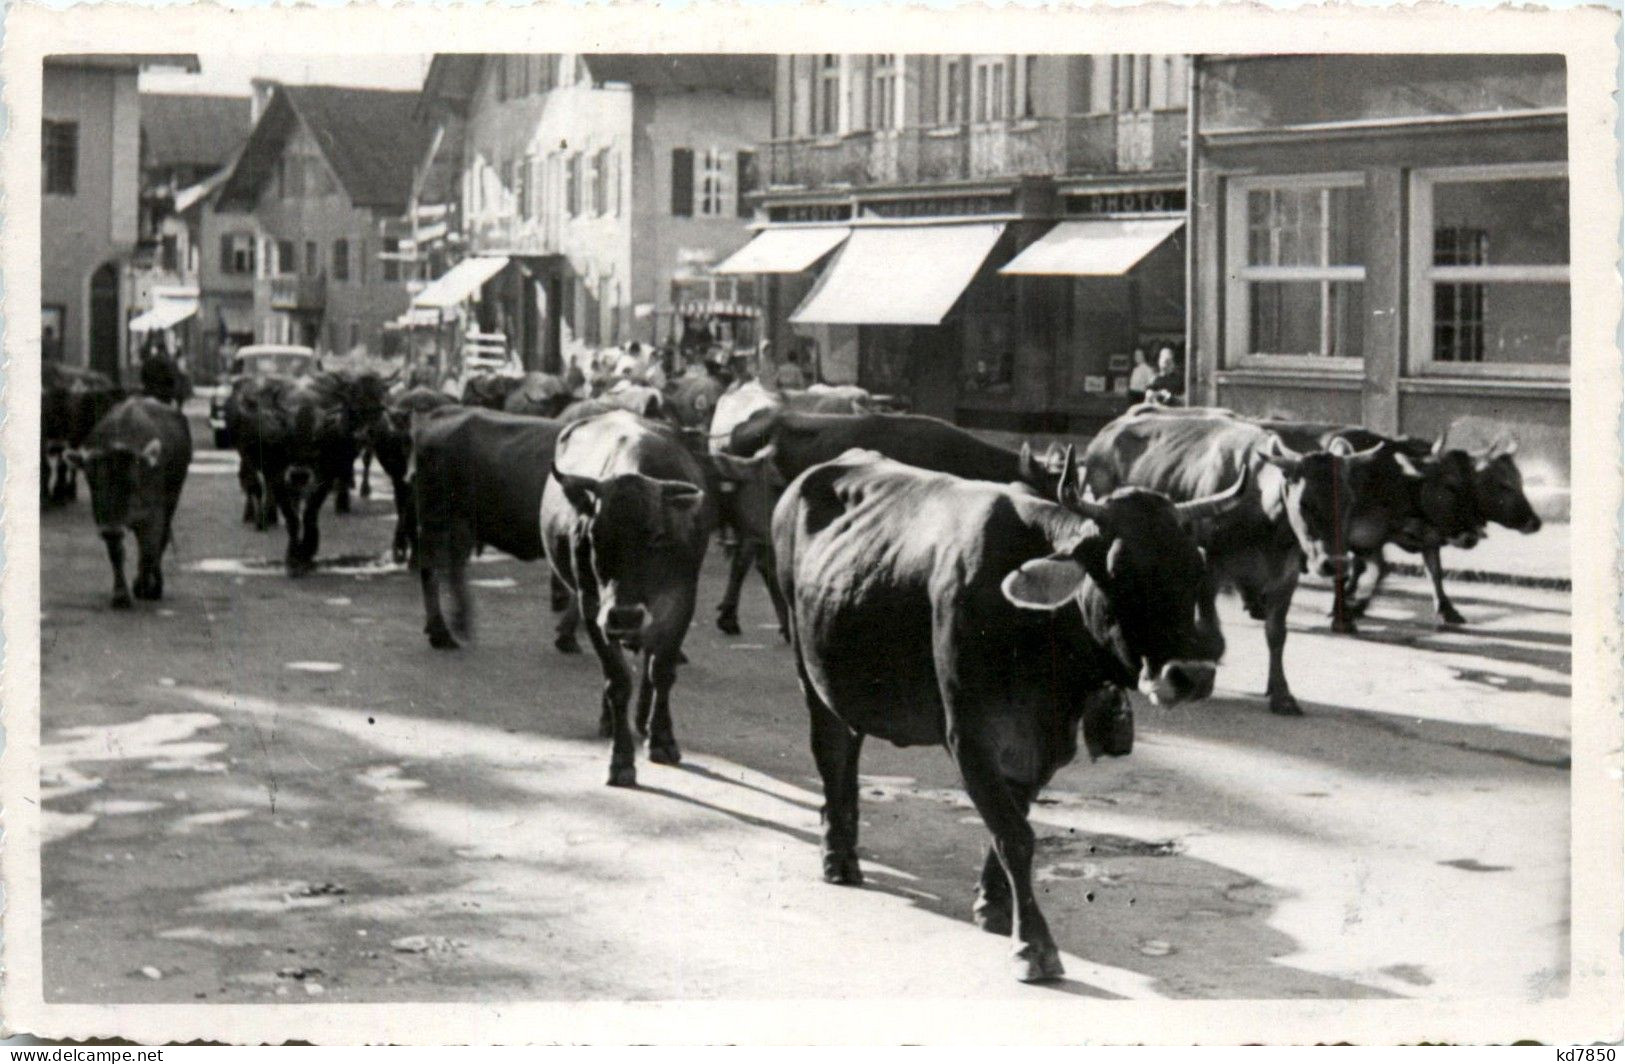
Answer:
(1362, 167, 1403, 435)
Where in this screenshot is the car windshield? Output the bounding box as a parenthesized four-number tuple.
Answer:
(237, 353, 312, 376)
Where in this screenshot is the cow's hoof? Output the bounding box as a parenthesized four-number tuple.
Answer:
(1012, 943, 1065, 984)
(287, 561, 315, 578)
(110, 592, 133, 610)
(1329, 616, 1358, 636)
(716, 614, 741, 636)
(822, 854, 863, 886)
(1437, 608, 1467, 627)
(554, 633, 581, 655)
(779, 627, 790, 644)
(607, 764, 638, 788)
(973, 900, 1012, 936)
(335, 498, 352, 515)
(1269, 693, 1304, 717)
(648, 740, 682, 766)
(426, 623, 459, 650)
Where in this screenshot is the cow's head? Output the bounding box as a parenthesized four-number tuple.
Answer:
(1258, 437, 1369, 579)
(68, 439, 163, 535)
(282, 390, 347, 497)
(1326, 436, 1434, 552)
(553, 464, 707, 650)
(1473, 440, 1541, 534)
(1405, 442, 1485, 549)
(1001, 445, 1244, 708)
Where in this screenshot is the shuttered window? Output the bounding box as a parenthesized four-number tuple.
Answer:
(671, 147, 694, 217)
(42, 120, 77, 195)
(736, 150, 759, 219)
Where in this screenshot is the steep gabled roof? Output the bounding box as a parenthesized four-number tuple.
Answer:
(418, 53, 773, 118)
(581, 54, 773, 96)
(216, 84, 435, 215)
(141, 93, 252, 171)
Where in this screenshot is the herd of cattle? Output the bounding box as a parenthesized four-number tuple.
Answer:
(42, 357, 1543, 983)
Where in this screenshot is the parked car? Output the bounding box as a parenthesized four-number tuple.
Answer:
(208, 344, 317, 448)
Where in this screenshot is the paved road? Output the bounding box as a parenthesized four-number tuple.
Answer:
(38, 430, 1571, 1003)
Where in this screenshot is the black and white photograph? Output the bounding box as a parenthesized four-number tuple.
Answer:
(3, 2, 1619, 1046)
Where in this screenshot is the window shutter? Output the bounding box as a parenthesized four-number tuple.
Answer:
(736, 150, 757, 219)
(671, 148, 694, 217)
(221, 235, 233, 272)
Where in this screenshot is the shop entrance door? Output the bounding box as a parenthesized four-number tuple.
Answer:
(89, 261, 120, 379)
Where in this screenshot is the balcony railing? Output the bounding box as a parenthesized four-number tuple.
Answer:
(766, 110, 1186, 191)
(270, 273, 327, 312)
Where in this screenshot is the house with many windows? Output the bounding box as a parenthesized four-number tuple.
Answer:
(1187, 54, 1570, 508)
(41, 53, 199, 378)
(211, 83, 436, 355)
(728, 54, 1188, 431)
(129, 92, 253, 372)
(414, 53, 771, 372)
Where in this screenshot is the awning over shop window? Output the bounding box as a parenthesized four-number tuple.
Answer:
(129, 299, 199, 333)
(412, 256, 510, 309)
(999, 218, 1184, 277)
(714, 227, 851, 275)
(791, 223, 1005, 326)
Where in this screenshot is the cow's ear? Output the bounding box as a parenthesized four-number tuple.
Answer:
(554, 468, 601, 515)
(140, 439, 163, 468)
(1001, 553, 1090, 611)
(660, 481, 705, 513)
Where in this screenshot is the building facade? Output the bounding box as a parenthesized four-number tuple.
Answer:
(734, 54, 1187, 431)
(42, 55, 198, 378)
(1188, 54, 1571, 508)
(213, 84, 435, 357)
(415, 54, 771, 373)
(130, 92, 253, 375)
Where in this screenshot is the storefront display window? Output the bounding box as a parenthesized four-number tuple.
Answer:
(1409, 164, 1569, 379)
(1225, 173, 1367, 369)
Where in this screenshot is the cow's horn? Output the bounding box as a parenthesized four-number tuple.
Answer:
(1176, 470, 1248, 522)
(1348, 441, 1385, 461)
(1054, 442, 1078, 506)
(1265, 434, 1302, 461)
(1431, 434, 1447, 457)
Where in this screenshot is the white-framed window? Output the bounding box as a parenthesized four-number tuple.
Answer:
(1408, 162, 1569, 381)
(1224, 172, 1368, 370)
(869, 54, 899, 131)
(698, 147, 733, 217)
(816, 54, 842, 136)
(939, 57, 963, 124)
(972, 56, 1007, 124)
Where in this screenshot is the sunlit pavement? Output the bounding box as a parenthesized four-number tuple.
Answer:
(38, 439, 1569, 1002)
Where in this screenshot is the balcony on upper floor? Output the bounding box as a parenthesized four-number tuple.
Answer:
(269, 273, 327, 312)
(765, 110, 1187, 191)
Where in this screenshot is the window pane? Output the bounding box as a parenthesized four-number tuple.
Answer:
(1435, 282, 1568, 366)
(1432, 177, 1568, 266)
(1248, 280, 1364, 358)
(1245, 185, 1366, 267)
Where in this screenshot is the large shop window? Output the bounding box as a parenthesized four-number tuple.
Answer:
(1224, 173, 1367, 370)
(1408, 163, 1570, 381)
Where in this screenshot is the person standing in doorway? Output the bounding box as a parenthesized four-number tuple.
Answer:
(1128, 347, 1156, 399)
(1149, 346, 1185, 402)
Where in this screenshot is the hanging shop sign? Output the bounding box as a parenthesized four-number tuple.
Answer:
(768, 202, 854, 224)
(861, 193, 1016, 220)
(1067, 188, 1186, 217)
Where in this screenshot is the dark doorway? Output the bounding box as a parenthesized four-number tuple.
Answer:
(89, 262, 120, 379)
(544, 275, 564, 374)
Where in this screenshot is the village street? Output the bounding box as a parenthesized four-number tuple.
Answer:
(37, 419, 1571, 1005)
